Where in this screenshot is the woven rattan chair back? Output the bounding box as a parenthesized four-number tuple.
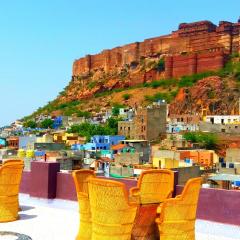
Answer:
(132, 169, 174, 204)
(156, 177, 202, 240)
(89, 178, 138, 240)
(72, 169, 95, 240)
(0, 162, 24, 222)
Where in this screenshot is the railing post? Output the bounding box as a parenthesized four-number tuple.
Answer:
(29, 161, 60, 199)
(173, 171, 179, 197)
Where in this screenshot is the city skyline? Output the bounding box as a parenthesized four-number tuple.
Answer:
(0, 0, 239, 126)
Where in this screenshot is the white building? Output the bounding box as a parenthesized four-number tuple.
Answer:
(167, 122, 199, 133)
(204, 115, 240, 124)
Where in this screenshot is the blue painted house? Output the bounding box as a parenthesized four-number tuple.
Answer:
(71, 135, 125, 151)
(0, 138, 6, 147)
(53, 116, 63, 129)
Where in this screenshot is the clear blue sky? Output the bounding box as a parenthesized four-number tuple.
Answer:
(0, 0, 239, 126)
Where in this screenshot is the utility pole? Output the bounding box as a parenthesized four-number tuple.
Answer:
(239, 98, 240, 115)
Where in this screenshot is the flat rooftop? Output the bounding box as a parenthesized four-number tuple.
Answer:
(0, 194, 239, 240)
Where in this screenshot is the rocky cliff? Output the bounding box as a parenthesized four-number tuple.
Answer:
(58, 19, 239, 103)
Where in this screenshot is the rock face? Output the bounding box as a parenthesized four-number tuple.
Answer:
(169, 76, 240, 115)
(59, 19, 240, 103)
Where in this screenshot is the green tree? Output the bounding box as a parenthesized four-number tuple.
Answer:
(112, 103, 125, 116)
(183, 132, 218, 150)
(40, 119, 54, 129)
(68, 117, 122, 142)
(23, 120, 37, 129)
(106, 117, 122, 135)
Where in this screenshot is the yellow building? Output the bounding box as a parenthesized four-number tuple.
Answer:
(152, 157, 179, 168)
(53, 131, 85, 146)
(36, 134, 54, 143)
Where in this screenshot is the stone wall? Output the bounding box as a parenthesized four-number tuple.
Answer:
(165, 51, 227, 78)
(199, 121, 240, 134)
(73, 19, 240, 77)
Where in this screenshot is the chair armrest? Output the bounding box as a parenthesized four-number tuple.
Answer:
(129, 187, 140, 196)
(166, 189, 173, 199)
(157, 191, 177, 215)
(129, 187, 140, 204)
(157, 203, 163, 214)
(77, 192, 88, 199)
(128, 201, 139, 207)
(157, 197, 183, 223)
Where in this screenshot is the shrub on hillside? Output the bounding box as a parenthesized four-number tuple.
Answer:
(144, 92, 174, 103)
(178, 71, 216, 88)
(87, 82, 97, 89)
(122, 93, 132, 100)
(183, 132, 218, 150)
(154, 58, 165, 72)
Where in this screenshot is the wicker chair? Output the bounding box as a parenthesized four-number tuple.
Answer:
(2, 160, 25, 211)
(72, 170, 96, 240)
(88, 178, 138, 240)
(2, 159, 24, 165)
(156, 177, 202, 240)
(129, 169, 174, 204)
(0, 162, 24, 222)
(0, 159, 24, 167)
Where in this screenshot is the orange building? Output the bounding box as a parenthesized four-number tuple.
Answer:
(7, 137, 19, 149)
(179, 150, 214, 167)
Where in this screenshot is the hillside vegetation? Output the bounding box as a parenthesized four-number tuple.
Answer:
(24, 56, 240, 122)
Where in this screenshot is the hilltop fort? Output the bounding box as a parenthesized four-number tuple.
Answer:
(73, 19, 240, 81)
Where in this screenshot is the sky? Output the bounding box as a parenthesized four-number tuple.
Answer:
(0, 0, 239, 126)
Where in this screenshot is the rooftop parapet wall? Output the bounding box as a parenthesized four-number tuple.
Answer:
(72, 19, 240, 77)
(19, 164, 240, 226)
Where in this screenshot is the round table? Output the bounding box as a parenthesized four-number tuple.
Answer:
(0, 231, 32, 240)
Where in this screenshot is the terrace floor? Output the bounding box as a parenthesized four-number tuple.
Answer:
(0, 194, 239, 240)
